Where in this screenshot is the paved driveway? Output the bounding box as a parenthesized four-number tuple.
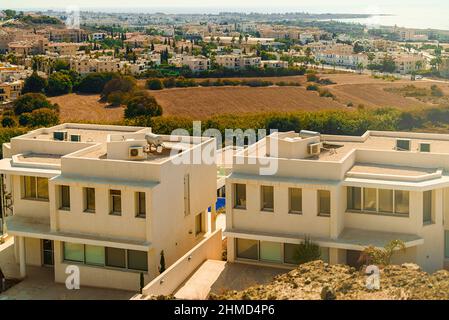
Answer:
(174, 260, 286, 299)
(0, 237, 135, 300)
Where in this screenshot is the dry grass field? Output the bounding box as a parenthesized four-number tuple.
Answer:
(49, 93, 124, 123)
(54, 74, 449, 121)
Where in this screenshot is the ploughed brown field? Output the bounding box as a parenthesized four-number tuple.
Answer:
(53, 74, 449, 122)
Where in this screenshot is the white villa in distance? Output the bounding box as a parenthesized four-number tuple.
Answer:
(0, 123, 217, 291)
(225, 130, 449, 273)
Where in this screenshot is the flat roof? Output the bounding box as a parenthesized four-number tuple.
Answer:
(245, 132, 449, 162)
(16, 153, 61, 165)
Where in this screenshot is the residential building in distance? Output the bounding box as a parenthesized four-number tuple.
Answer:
(315, 50, 369, 68)
(215, 54, 262, 70)
(180, 55, 211, 72)
(0, 80, 23, 104)
(0, 123, 217, 291)
(261, 60, 289, 69)
(225, 130, 449, 273)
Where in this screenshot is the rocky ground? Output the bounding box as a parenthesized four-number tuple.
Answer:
(208, 261, 449, 300)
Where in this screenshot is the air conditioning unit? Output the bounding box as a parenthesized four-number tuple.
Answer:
(128, 146, 145, 160)
(70, 134, 81, 142)
(308, 143, 321, 156)
(53, 131, 68, 141)
(419, 142, 431, 153)
(396, 139, 411, 151)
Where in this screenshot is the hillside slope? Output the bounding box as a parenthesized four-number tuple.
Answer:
(209, 261, 449, 300)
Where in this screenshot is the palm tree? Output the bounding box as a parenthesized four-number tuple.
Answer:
(358, 240, 406, 266)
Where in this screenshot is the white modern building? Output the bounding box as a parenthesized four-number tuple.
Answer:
(225, 130, 449, 273)
(0, 123, 217, 291)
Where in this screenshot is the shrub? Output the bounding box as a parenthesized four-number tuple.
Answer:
(1, 116, 16, 128)
(124, 91, 163, 119)
(28, 108, 59, 127)
(146, 78, 164, 90)
(306, 84, 319, 91)
(306, 73, 320, 82)
(293, 236, 321, 265)
(101, 76, 136, 101)
(22, 72, 47, 94)
(18, 113, 33, 126)
(358, 240, 406, 266)
(46, 72, 72, 96)
(265, 115, 301, 132)
(13, 93, 59, 115)
(77, 72, 119, 94)
(431, 85, 444, 97)
(318, 88, 336, 99)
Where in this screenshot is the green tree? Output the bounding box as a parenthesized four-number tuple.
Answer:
(22, 72, 47, 94)
(28, 108, 59, 127)
(46, 72, 72, 96)
(77, 72, 119, 94)
(146, 78, 164, 90)
(13, 93, 59, 115)
(1, 116, 16, 128)
(124, 91, 162, 119)
(101, 76, 136, 101)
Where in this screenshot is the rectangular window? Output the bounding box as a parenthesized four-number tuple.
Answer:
(136, 192, 146, 218)
(37, 177, 49, 200)
(105, 247, 126, 268)
(234, 184, 246, 209)
(445, 231, 449, 259)
(23, 176, 48, 201)
(60, 185, 70, 210)
(261, 185, 274, 212)
(110, 190, 122, 215)
(318, 190, 331, 216)
(284, 243, 300, 264)
(127, 250, 148, 271)
(84, 188, 95, 212)
(259, 241, 282, 263)
(24, 176, 36, 199)
(363, 188, 377, 211)
(347, 187, 361, 211)
(63, 242, 84, 263)
(236, 238, 258, 260)
(85, 245, 105, 266)
(195, 213, 203, 236)
(289, 188, 302, 214)
(379, 189, 393, 213)
(423, 190, 432, 224)
(395, 190, 409, 215)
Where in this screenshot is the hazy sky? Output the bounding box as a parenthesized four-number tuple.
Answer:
(0, 0, 441, 12)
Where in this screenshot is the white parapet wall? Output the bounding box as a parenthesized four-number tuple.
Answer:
(140, 229, 223, 297)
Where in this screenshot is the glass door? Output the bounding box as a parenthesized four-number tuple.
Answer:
(42, 239, 54, 266)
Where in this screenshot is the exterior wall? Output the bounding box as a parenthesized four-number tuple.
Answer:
(25, 237, 42, 266)
(141, 229, 222, 297)
(12, 175, 51, 220)
(53, 241, 151, 291)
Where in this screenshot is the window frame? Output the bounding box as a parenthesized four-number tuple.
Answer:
(288, 187, 303, 214)
(317, 190, 331, 217)
(59, 185, 71, 210)
(260, 185, 274, 212)
(84, 187, 96, 213)
(22, 176, 49, 201)
(136, 192, 146, 218)
(346, 187, 409, 217)
(109, 189, 122, 216)
(234, 183, 246, 210)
